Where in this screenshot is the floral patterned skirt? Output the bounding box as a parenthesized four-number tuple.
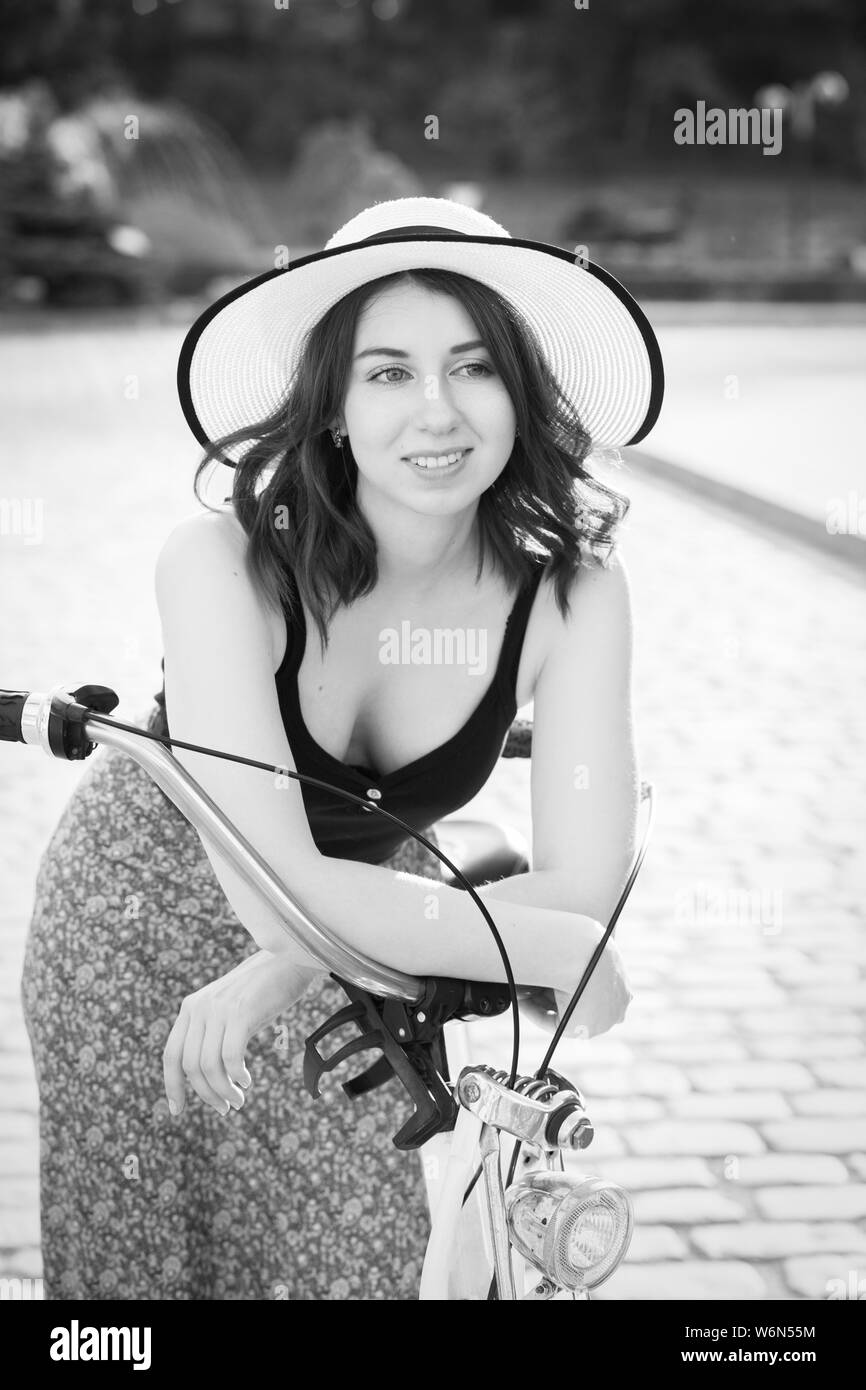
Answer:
(20, 705, 447, 1301)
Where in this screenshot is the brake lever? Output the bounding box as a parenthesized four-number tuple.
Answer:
(302, 975, 514, 1150)
(303, 978, 457, 1149)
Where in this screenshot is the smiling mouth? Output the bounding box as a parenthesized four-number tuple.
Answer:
(403, 448, 471, 470)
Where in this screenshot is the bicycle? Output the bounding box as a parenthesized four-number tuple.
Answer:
(1, 682, 654, 1301)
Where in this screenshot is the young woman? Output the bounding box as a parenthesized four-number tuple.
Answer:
(21, 197, 664, 1300)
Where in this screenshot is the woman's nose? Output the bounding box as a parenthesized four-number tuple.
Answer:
(413, 375, 462, 424)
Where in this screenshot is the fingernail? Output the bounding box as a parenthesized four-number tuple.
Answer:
(168, 1099, 180, 1116)
(219, 1100, 230, 1115)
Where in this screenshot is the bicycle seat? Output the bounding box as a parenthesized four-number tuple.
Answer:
(434, 818, 530, 890)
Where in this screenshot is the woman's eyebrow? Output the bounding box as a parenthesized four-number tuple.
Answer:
(354, 339, 487, 360)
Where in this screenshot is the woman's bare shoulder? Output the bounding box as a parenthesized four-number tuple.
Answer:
(156, 503, 243, 559)
(154, 505, 287, 668)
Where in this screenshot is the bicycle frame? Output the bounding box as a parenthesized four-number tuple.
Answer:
(7, 685, 652, 1300)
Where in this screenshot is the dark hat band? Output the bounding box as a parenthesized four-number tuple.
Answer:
(360, 224, 471, 241)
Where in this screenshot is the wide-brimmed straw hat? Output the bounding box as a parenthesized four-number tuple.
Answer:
(177, 196, 664, 463)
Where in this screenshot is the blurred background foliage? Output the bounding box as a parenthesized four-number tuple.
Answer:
(0, 0, 864, 303)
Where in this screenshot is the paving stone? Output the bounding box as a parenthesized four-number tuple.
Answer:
(0, 1079, 38, 1112)
(692, 1222, 866, 1259)
(755, 1185, 866, 1221)
(632, 1188, 744, 1224)
(584, 1098, 664, 1124)
(0, 1207, 40, 1248)
(618, 998, 668, 1018)
(791, 985, 866, 1008)
(763, 1120, 866, 1153)
(810, 1060, 866, 1088)
(0, 1141, 39, 1177)
(0, 1113, 37, 1140)
(619, 1012, 732, 1039)
(790, 1090, 866, 1117)
(589, 1157, 717, 1190)
(722, 1154, 849, 1186)
(0, 1247, 43, 1280)
(752, 1036, 864, 1060)
(625, 1225, 689, 1261)
(651, 1040, 749, 1063)
(594, 1260, 768, 1301)
(769, 961, 859, 985)
(0, 1055, 38, 1078)
(737, 1011, 862, 1035)
(812, 943, 866, 962)
(0, 1179, 38, 1208)
(687, 1062, 815, 1092)
(668, 963, 774, 984)
(625, 1122, 765, 1157)
(670, 1091, 791, 1121)
(563, 1063, 689, 1098)
(784, 1256, 866, 1300)
(678, 989, 786, 1011)
(577, 1040, 636, 1067)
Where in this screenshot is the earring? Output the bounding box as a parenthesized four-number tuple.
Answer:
(331, 427, 343, 448)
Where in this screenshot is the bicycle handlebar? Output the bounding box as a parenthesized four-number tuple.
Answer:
(4, 686, 425, 1001)
(0, 691, 28, 743)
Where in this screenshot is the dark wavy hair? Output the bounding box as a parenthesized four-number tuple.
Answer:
(192, 267, 629, 655)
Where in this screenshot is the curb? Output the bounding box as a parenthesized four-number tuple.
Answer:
(624, 447, 866, 575)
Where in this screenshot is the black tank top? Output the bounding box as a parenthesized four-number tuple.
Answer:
(273, 557, 547, 863)
(152, 556, 547, 864)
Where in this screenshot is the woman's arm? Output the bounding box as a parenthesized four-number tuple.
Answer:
(525, 551, 640, 921)
(154, 509, 326, 961)
(285, 854, 605, 994)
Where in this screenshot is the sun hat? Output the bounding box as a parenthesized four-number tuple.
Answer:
(177, 196, 664, 464)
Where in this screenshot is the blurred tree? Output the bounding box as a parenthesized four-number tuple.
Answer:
(0, 0, 863, 175)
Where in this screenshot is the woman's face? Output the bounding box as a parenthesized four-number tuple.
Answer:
(338, 282, 517, 517)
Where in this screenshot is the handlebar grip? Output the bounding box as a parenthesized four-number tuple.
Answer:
(0, 691, 29, 743)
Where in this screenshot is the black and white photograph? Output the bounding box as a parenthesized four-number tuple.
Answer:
(0, 0, 863, 1343)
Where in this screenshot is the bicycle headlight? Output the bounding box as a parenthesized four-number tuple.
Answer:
(505, 1171, 633, 1291)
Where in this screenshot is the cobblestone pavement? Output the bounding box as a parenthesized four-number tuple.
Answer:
(640, 304, 866, 525)
(0, 321, 864, 1300)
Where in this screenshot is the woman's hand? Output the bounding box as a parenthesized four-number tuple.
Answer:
(519, 932, 633, 1040)
(163, 949, 324, 1117)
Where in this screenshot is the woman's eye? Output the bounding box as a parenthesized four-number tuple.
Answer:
(457, 360, 495, 378)
(369, 365, 411, 384)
